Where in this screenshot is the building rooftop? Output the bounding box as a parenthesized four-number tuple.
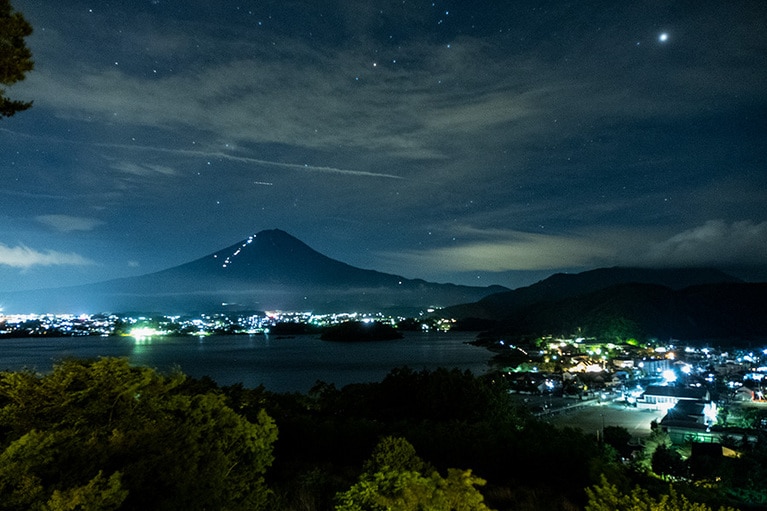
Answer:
(643, 385, 708, 400)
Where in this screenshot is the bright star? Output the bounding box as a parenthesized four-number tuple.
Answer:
(659, 32, 668, 42)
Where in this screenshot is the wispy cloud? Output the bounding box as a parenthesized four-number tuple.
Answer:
(20, 35, 559, 164)
(25, 18, 760, 169)
(110, 161, 178, 176)
(645, 220, 767, 267)
(0, 244, 95, 269)
(19, 1, 763, 210)
(99, 143, 403, 180)
(377, 220, 767, 277)
(36, 215, 104, 232)
(378, 230, 614, 273)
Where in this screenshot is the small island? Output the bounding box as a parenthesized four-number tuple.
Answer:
(320, 321, 404, 342)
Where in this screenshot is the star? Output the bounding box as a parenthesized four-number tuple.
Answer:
(659, 32, 669, 43)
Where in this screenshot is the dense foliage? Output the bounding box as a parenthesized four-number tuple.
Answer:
(0, 0, 33, 118)
(336, 436, 492, 510)
(586, 477, 739, 511)
(2, 359, 762, 510)
(233, 367, 610, 510)
(0, 358, 277, 510)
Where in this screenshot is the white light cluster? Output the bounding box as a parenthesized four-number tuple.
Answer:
(220, 233, 256, 269)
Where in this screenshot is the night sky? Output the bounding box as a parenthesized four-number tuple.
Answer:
(2, 0, 766, 294)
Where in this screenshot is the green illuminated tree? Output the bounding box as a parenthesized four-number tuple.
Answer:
(633, 429, 672, 472)
(362, 436, 426, 475)
(335, 436, 493, 511)
(0, 358, 278, 510)
(585, 476, 738, 511)
(0, 0, 33, 118)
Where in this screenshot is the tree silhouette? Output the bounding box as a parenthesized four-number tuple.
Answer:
(651, 444, 686, 480)
(0, 0, 33, 118)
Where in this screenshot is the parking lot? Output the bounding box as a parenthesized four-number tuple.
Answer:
(543, 400, 665, 437)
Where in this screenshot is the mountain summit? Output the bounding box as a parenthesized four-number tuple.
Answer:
(163, 229, 423, 288)
(2, 229, 508, 314)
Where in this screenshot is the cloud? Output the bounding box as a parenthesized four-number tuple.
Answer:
(378, 230, 614, 273)
(21, 7, 759, 198)
(0, 244, 95, 269)
(35, 215, 105, 232)
(21, 34, 555, 164)
(23, 1, 765, 175)
(645, 220, 767, 267)
(110, 161, 178, 176)
(376, 220, 767, 278)
(102, 145, 403, 180)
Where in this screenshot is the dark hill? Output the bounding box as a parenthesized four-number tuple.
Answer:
(442, 267, 741, 320)
(1, 229, 508, 314)
(492, 282, 767, 342)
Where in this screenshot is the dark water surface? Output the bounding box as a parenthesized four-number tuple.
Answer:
(0, 332, 492, 393)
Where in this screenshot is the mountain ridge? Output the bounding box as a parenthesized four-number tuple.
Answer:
(483, 281, 767, 342)
(440, 266, 767, 342)
(442, 266, 742, 320)
(0, 229, 508, 314)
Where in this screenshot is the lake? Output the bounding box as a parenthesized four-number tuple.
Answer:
(0, 331, 494, 393)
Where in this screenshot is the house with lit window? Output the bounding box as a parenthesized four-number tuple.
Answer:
(637, 385, 709, 410)
(652, 388, 719, 443)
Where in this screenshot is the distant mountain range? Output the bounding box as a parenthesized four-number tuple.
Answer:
(443, 267, 767, 342)
(0, 229, 508, 314)
(3, 231, 765, 341)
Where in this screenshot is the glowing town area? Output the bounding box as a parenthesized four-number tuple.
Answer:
(2, 311, 766, 438)
(489, 335, 766, 442)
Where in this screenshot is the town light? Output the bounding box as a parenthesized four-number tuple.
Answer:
(662, 369, 677, 383)
(130, 327, 163, 339)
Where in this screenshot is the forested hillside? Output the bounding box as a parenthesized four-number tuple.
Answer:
(1, 359, 763, 510)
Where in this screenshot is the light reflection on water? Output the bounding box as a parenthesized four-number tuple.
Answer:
(0, 332, 492, 393)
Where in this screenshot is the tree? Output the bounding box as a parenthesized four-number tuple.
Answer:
(0, 0, 33, 118)
(0, 358, 278, 510)
(634, 429, 672, 472)
(651, 444, 686, 480)
(602, 426, 633, 459)
(335, 436, 494, 511)
(362, 436, 426, 475)
(586, 476, 738, 511)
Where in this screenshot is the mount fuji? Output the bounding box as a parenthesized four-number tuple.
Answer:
(1, 229, 508, 314)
